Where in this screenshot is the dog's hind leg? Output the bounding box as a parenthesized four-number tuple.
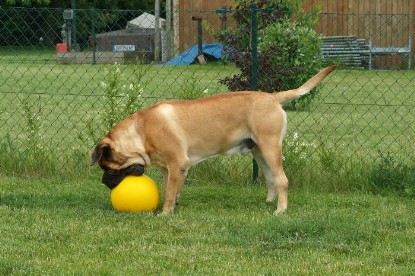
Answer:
(252, 137, 288, 215)
(252, 148, 276, 202)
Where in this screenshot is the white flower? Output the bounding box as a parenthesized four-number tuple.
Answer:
(293, 132, 299, 140)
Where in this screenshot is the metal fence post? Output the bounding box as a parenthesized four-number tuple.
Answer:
(91, 7, 96, 65)
(250, 3, 259, 182)
(71, 0, 79, 51)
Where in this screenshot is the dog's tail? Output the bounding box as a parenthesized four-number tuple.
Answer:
(274, 65, 337, 103)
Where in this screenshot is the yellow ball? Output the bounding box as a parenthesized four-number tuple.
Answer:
(110, 175, 159, 212)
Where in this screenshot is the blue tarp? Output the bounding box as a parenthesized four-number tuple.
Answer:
(163, 43, 223, 66)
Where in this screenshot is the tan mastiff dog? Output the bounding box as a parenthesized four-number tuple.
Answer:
(92, 65, 336, 215)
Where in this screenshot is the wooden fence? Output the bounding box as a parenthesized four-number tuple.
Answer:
(177, 0, 234, 52)
(302, 0, 414, 68)
(176, 0, 414, 68)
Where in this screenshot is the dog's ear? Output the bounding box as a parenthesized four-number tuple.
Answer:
(91, 143, 110, 164)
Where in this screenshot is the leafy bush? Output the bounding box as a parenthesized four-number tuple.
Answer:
(216, 0, 322, 110)
(258, 19, 322, 110)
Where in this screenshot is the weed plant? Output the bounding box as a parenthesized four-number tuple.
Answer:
(0, 97, 58, 177)
(176, 76, 209, 100)
(79, 62, 147, 146)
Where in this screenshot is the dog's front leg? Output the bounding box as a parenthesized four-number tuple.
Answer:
(161, 163, 189, 215)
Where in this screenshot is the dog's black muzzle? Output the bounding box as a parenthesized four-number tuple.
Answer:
(102, 164, 145, 190)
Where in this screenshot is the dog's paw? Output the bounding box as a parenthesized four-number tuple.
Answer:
(158, 205, 175, 216)
(157, 210, 174, 217)
(266, 195, 276, 202)
(273, 208, 287, 216)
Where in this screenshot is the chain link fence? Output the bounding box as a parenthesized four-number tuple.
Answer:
(0, 7, 414, 193)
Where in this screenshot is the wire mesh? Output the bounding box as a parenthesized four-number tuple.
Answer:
(0, 7, 414, 192)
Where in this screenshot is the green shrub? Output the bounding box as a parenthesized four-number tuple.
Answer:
(216, 0, 322, 110)
(258, 19, 322, 110)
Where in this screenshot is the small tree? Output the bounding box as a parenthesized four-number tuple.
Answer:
(216, 0, 322, 110)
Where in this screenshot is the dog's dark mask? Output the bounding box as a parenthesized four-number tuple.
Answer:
(101, 164, 145, 190)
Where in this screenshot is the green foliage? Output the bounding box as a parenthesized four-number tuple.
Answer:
(0, 97, 57, 177)
(283, 132, 316, 168)
(282, 131, 365, 193)
(19, 97, 56, 174)
(0, 61, 149, 177)
(0, 6, 158, 49)
(369, 151, 415, 197)
(176, 76, 209, 100)
(217, 0, 322, 110)
(3, 0, 156, 9)
(259, 19, 322, 110)
(78, 61, 146, 148)
(281, 129, 414, 198)
(5, 0, 51, 6)
(100, 62, 145, 129)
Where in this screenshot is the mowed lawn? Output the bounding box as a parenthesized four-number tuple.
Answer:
(0, 174, 414, 274)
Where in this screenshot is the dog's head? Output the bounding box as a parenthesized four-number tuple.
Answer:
(91, 138, 145, 189)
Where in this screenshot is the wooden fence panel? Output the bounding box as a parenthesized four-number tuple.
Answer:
(176, 0, 413, 68)
(301, 0, 414, 68)
(177, 0, 234, 53)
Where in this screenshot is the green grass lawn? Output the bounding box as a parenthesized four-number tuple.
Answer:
(1, 173, 414, 274)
